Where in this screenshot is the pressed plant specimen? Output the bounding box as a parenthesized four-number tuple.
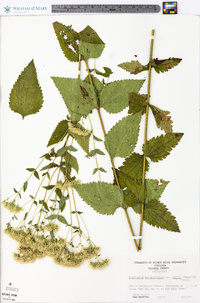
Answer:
(2, 23, 183, 269)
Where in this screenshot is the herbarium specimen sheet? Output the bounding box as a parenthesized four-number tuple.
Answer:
(1, 14, 199, 303)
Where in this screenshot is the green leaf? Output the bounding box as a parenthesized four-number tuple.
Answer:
(47, 120, 68, 147)
(53, 22, 79, 62)
(65, 152, 79, 173)
(46, 214, 57, 220)
(57, 215, 69, 225)
(89, 67, 113, 78)
(23, 181, 28, 192)
(74, 182, 124, 215)
(116, 169, 146, 202)
(118, 153, 149, 181)
(34, 170, 40, 180)
(133, 199, 180, 232)
(40, 163, 58, 171)
(68, 122, 91, 153)
(9, 60, 43, 119)
(43, 185, 55, 190)
(93, 135, 103, 142)
(93, 167, 107, 175)
(105, 113, 142, 158)
(55, 188, 62, 199)
(86, 149, 105, 158)
(51, 78, 98, 121)
(151, 57, 182, 74)
(66, 145, 78, 152)
(26, 168, 35, 172)
(84, 75, 104, 101)
(79, 25, 105, 59)
(145, 179, 169, 204)
(59, 196, 68, 212)
(118, 60, 149, 75)
(57, 146, 68, 156)
(100, 79, 145, 113)
(129, 92, 147, 115)
(143, 133, 184, 162)
(150, 105, 173, 133)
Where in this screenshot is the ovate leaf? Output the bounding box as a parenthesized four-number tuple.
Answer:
(118, 153, 149, 181)
(105, 113, 142, 158)
(129, 92, 147, 115)
(100, 79, 145, 113)
(57, 215, 69, 225)
(79, 26, 105, 59)
(65, 152, 79, 173)
(151, 57, 182, 74)
(133, 199, 180, 232)
(145, 179, 169, 204)
(118, 60, 149, 75)
(47, 120, 68, 147)
(143, 133, 184, 162)
(9, 60, 43, 118)
(23, 181, 28, 192)
(53, 22, 79, 62)
(74, 182, 124, 215)
(84, 75, 104, 101)
(150, 105, 173, 133)
(116, 169, 146, 202)
(68, 121, 91, 153)
(46, 214, 57, 220)
(51, 77, 98, 120)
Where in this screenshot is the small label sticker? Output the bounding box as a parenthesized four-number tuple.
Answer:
(1, 282, 19, 302)
(163, 2, 177, 14)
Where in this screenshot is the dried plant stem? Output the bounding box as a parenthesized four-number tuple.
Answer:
(84, 57, 139, 252)
(139, 29, 155, 250)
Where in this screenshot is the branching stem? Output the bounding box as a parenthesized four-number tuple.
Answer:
(139, 29, 155, 250)
(84, 57, 139, 252)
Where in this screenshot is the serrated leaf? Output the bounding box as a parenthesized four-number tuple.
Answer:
(84, 75, 104, 100)
(143, 133, 184, 162)
(74, 182, 124, 215)
(86, 149, 105, 158)
(118, 153, 149, 181)
(132, 199, 180, 232)
(105, 113, 142, 158)
(79, 26, 105, 59)
(65, 152, 79, 173)
(129, 92, 147, 115)
(145, 179, 169, 204)
(47, 120, 68, 147)
(57, 215, 69, 225)
(118, 60, 149, 75)
(116, 169, 146, 202)
(151, 57, 182, 74)
(68, 121, 91, 153)
(53, 22, 79, 62)
(89, 67, 113, 78)
(9, 60, 43, 119)
(150, 105, 173, 133)
(100, 79, 145, 113)
(51, 77, 98, 121)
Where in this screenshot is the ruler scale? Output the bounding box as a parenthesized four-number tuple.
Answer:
(51, 4, 161, 14)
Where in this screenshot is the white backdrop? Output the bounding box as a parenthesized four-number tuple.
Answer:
(1, 14, 199, 302)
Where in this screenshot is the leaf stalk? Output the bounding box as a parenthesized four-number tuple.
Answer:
(139, 29, 155, 250)
(84, 57, 139, 252)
